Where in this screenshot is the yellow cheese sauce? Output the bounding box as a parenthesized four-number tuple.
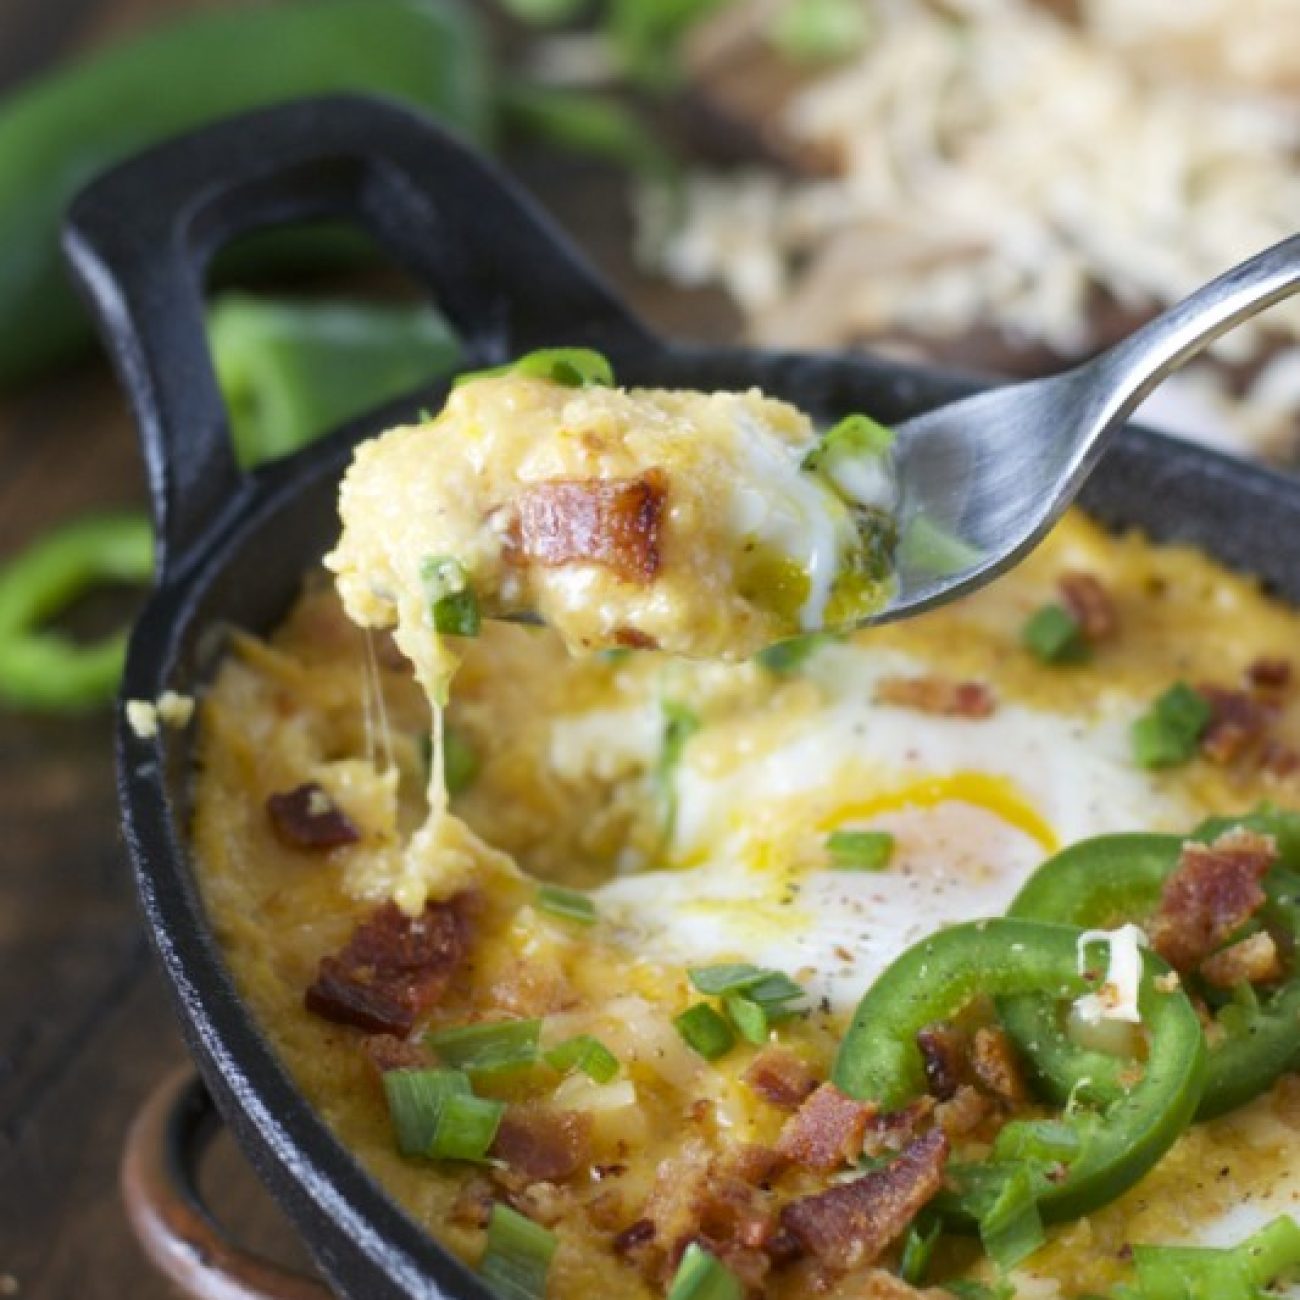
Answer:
(193, 510, 1300, 1298)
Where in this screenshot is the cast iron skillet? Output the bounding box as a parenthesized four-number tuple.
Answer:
(62, 94, 1300, 1299)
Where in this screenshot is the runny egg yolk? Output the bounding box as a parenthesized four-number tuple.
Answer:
(823, 771, 1060, 857)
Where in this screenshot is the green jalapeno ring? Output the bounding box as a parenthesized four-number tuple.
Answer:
(0, 513, 154, 711)
(832, 918, 1206, 1225)
(1001, 819, 1300, 1120)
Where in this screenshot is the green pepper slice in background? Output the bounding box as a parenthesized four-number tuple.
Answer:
(1002, 811, 1300, 1119)
(0, 0, 490, 389)
(0, 513, 153, 711)
(0, 291, 463, 711)
(209, 295, 461, 468)
(832, 917, 1205, 1225)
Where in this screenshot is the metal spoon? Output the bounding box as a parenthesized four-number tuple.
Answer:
(877, 233, 1300, 625)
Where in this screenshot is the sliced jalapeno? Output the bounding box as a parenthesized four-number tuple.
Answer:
(832, 918, 1205, 1225)
(1002, 812, 1300, 1119)
(0, 513, 153, 711)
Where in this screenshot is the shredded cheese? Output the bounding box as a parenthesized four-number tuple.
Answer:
(1074, 923, 1149, 1025)
(126, 690, 195, 739)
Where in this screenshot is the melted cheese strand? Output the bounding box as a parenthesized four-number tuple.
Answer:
(363, 627, 396, 774)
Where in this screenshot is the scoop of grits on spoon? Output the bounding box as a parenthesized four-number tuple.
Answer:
(326, 236, 1300, 681)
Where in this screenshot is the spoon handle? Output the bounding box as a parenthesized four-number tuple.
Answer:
(1089, 233, 1300, 430)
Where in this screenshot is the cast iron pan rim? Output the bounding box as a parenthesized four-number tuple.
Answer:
(117, 337, 1300, 1300)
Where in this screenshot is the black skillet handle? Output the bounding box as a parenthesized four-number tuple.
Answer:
(61, 94, 659, 581)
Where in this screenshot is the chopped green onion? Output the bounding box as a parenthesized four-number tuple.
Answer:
(687, 964, 769, 996)
(827, 828, 895, 871)
(480, 1203, 556, 1300)
(686, 964, 807, 1040)
(896, 513, 983, 578)
(742, 971, 806, 1009)
(768, 0, 871, 64)
(802, 412, 894, 473)
(658, 699, 701, 841)
(673, 1003, 736, 1061)
(428, 1019, 542, 1079)
(545, 1034, 620, 1084)
(443, 722, 479, 795)
(992, 1119, 1082, 1167)
(512, 347, 614, 388)
(536, 883, 597, 926)
(723, 993, 771, 1045)
(419, 555, 481, 638)
(755, 633, 830, 676)
(382, 1068, 471, 1157)
(666, 1242, 743, 1300)
(978, 1167, 1045, 1273)
(899, 1217, 942, 1286)
(1131, 682, 1211, 769)
(687, 964, 806, 1005)
(1022, 603, 1089, 665)
(428, 1092, 504, 1162)
(453, 347, 614, 390)
(1130, 1216, 1300, 1300)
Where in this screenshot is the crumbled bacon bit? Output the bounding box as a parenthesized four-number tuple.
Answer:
(1148, 830, 1277, 974)
(1272, 1073, 1300, 1128)
(492, 1105, 592, 1184)
(1200, 930, 1284, 989)
(778, 1131, 949, 1272)
(586, 1187, 626, 1232)
(1263, 741, 1300, 778)
(304, 897, 470, 1035)
(1248, 658, 1292, 693)
(915, 1023, 966, 1100)
(744, 1046, 820, 1110)
(1059, 571, 1117, 643)
(629, 1139, 779, 1286)
(861, 1097, 936, 1158)
(449, 1175, 496, 1229)
(722, 1144, 786, 1188)
(516, 471, 667, 584)
(613, 1218, 656, 1260)
(360, 1033, 431, 1076)
(1197, 686, 1274, 766)
(614, 626, 660, 650)
(970, 1026, 1028, 1104)
(874, 675, 995, 718)
(777, 1083, 878, 1172)
(266, 782, 359, 850)
(505, 1181, 572, 1227)
(934, 1084, 992, 1139)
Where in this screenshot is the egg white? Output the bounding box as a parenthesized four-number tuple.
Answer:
(584, 644, 1192, 1013)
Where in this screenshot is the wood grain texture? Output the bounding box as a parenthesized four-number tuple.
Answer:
(0, 2, 734, 1296)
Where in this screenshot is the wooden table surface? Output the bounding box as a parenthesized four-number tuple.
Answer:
(0, 2, 736, 1295)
